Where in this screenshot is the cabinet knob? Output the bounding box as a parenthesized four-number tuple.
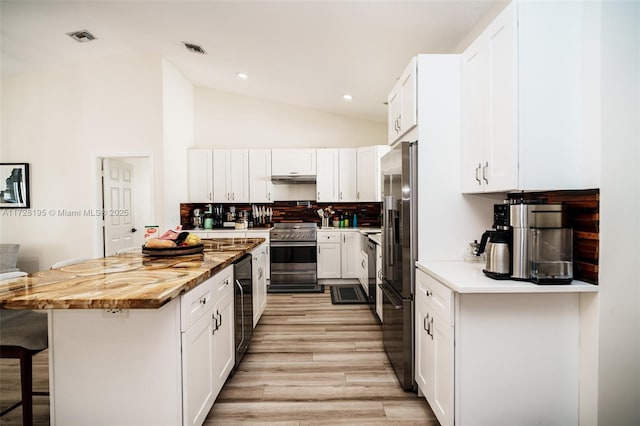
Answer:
(199, 297, 207, 305)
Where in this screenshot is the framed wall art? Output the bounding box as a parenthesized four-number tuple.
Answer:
(0, 163, 30, 208)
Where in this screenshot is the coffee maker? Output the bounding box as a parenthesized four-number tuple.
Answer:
(476, 204, 512, 279)
(511, 202, 573, 284)
(191, 208, 204, 230)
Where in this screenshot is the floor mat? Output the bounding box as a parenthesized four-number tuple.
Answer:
(330, 284, 370, 304)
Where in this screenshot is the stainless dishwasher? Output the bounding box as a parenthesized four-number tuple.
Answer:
(233, 253, 253, 368)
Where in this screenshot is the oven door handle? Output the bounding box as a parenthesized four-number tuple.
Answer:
(271, 241, 316, 248)
(380, 283, 404, 310)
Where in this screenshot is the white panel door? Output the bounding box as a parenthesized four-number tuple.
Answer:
(316, 149, 339, 202)
(340, 232, 360, 279)
(317, 243, 341, 279)
(249, 150, 273, 203)
(212, 150, 230, 202)
(229, 150, 249, 202)
(181, 309, 215, 426)
(188, 149, 213, 202)
(486, 3, 518, 192)
(103, 158, 135, 256)
(338, 149, 357, 202)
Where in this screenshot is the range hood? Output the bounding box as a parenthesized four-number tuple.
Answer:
(271, 174, 316, 184)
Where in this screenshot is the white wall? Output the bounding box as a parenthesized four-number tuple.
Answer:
(598, 1, 640, 424)
(194, 86, 386, 149)
(415, 55, 496, 263)
(162, 59, 194, 228)
(0, 52, 164, 271)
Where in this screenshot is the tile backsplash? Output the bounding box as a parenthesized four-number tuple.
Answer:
(180, 201, 382, 229)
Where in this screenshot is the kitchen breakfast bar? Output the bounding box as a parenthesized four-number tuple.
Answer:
(0, 238, 265, 426)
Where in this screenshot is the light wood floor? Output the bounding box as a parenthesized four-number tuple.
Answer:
(0, 287, 438, 425)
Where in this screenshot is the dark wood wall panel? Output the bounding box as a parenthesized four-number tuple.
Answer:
(508, 189, 599, 284)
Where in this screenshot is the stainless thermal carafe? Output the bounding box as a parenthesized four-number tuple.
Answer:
(477, 229, 511, 278)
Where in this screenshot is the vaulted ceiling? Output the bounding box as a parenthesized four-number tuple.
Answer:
(1, 0, 506, 123)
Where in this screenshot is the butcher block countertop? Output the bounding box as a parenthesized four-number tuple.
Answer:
(0, 237, 265, 310)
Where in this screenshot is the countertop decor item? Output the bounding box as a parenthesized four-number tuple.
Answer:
(0, 163, 30, 208)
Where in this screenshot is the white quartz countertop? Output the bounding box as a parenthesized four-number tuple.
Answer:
(416, 261, 599, 294)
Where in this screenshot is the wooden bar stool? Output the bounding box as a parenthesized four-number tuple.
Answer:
(0, 273, 49, 426)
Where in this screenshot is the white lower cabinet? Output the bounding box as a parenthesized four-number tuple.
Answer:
(252, 243, 268, 326)
(318, 230, 361, 280)
(416, 265, 583, 425)
(181, 307, 215, 426)
(415, 269, 454, 426)
(340, 231, 360, 279)
(317, 231, 342, 279)
(182, 265, 234, 426)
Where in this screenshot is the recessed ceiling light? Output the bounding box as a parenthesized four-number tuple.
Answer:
(66, 30, 96, 43)
(183, 42, 206, 55)
(343, 94, 353, 101)
(237, 72, 249, 80)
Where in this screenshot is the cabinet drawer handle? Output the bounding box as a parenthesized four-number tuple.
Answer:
(424, 314, 429, 331)
(429, 316, 434, 340)
(482, 161, 489, 184)
(268, 192, 271, 201)
(212, 311, 219, 334)
(475, 163, 481, 185)
(208, 192, 212, 201)
(426, 290, 432, 297)
(199, 297, 207, 305)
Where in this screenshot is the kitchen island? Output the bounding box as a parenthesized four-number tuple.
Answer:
(0, 237, 265, 426)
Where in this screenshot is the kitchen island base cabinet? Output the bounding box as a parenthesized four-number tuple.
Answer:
(415, 268, 580, 426)
(48, 266, 236, 426)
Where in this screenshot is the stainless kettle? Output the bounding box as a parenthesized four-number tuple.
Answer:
(477, 230, 511, 279)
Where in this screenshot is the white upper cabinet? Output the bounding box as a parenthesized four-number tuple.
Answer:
(271, 149, 317, 177)
(212, 150, 249, 203)
(356, 145, 389, 202)
(249, 150, 273, 203)
(338, 149, 357, 202)
(461, 1, 597, 193)
(187, 149, 214, 202)
(316, 146, 387, 203)
(316, 149, 340, 202)
(388, 57, 418, 145)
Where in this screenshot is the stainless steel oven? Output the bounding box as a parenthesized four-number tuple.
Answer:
(269, 223, 321, 292)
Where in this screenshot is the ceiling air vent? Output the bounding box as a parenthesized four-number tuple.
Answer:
(183, 42, 206, 55)
(66, 30, 97, 43)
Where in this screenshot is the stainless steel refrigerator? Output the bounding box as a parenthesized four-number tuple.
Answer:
(380, 141, 417, 391)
